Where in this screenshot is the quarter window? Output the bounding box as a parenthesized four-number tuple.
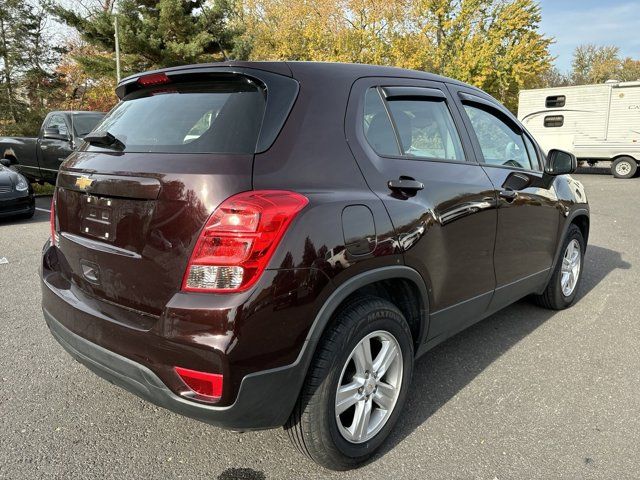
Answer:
(523, 134, 541, 171)
(363, 88, 400, 156)
(463, 105, 534, 170)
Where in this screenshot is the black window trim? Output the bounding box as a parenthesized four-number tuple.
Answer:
(368, 85, 470, 164)
(381, 86, 447, 101)
(522, 131, 543, 171)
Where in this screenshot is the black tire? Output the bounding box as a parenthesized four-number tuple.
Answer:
(533, 224, 585, 310)
(611, 156, 637, 179)
(285, 296, 414, 470)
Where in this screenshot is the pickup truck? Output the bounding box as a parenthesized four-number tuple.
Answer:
(0, 111, 105, 184)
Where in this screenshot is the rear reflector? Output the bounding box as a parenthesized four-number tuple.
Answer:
(182, 190, 309, 293)
(137, 72, 171, 87)
(50, 194, 58, 247)
(175, 366, 223, 402)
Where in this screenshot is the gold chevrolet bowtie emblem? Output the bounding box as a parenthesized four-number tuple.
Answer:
(75, 176, 94, 190)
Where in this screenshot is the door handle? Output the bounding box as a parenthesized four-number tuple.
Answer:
(388, 178, 424, 193)
(499, 189, 518, 202)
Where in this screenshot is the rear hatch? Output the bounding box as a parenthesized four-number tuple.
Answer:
(53, 67, 298, 317)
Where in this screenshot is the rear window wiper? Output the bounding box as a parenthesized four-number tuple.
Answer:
(84, 131, 126, 151)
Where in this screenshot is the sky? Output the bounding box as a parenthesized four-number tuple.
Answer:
(538, 0, 640, 72)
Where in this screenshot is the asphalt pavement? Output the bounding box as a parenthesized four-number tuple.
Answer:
(1, 174, 639, 479)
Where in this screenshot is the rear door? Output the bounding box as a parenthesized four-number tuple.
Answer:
(449, 85, 562, 309)
(53, 69, 296, 316)
(345, 77, 498, 342)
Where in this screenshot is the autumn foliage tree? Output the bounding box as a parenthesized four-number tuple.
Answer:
(53, 42, 118, 112)
(240, 0, 553, 111)
(571, 44, 640, 85)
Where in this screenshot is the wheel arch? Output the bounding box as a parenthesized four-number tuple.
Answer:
(571, 213, 590, 247)
(543, 208, 590, 291)
(2, 149, 18, 164)
(307, 267, 430, 354)
(612, 154, 638, 163)
(278, 266, 430, 424)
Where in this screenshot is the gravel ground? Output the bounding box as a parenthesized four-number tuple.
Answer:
(1, 173, 638, 479)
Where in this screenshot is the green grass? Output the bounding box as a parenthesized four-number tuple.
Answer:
(32, 183, 55, 195)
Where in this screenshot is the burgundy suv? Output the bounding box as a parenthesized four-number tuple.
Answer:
(41, 61, 589, 470)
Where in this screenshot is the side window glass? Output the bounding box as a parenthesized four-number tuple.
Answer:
(523, 134, 541, 171)
(387, 99, 464, 161)
(363, 88, 400, 156)
(463, 105, 533, 170)
(46, 115, 69, 137)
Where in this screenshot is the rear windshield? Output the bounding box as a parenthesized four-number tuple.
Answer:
(73, 114, 105, 137)
(91, 77, 266, 154)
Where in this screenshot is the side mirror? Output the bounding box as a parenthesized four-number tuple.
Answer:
(545, 149, 577, 175)
(0, 158, 11, 167)
(43, 127, 70, 141)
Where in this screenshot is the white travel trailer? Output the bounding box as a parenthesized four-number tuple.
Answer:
(518, 80, 640, 178)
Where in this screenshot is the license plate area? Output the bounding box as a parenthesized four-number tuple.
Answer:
(80, 195, 115, 241)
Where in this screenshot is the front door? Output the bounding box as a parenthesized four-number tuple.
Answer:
(449, 85, 562, 310)
(346, 77, 498, 343)
(39, 113, 74, 181)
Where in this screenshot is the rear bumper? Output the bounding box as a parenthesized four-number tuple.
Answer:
(43, 306, 306, 430)
(40, 239, 331, 430)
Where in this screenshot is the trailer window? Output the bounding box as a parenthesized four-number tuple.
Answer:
(546, 95, 566, 108)
(544, 115, 564, 128)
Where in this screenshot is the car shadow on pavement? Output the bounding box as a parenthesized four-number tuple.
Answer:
(0, 214, 49, 226)
(377, 244, 630, 459)
(0, 207, 50, 226)
(217, 468, 266, 480)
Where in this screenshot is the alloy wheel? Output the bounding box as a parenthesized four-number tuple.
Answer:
(560, 239, 581, 296)
(335, 330, 403, 444)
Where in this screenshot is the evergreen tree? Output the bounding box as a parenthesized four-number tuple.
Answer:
(52, 0, 247, 79)
(0, 0, 61, 135)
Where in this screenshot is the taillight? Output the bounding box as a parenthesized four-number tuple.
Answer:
(175, 366, 223, 402)
(49, 194, 58, 247)
(137, 72, 170, 87)
(182, 190, 309, 293)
